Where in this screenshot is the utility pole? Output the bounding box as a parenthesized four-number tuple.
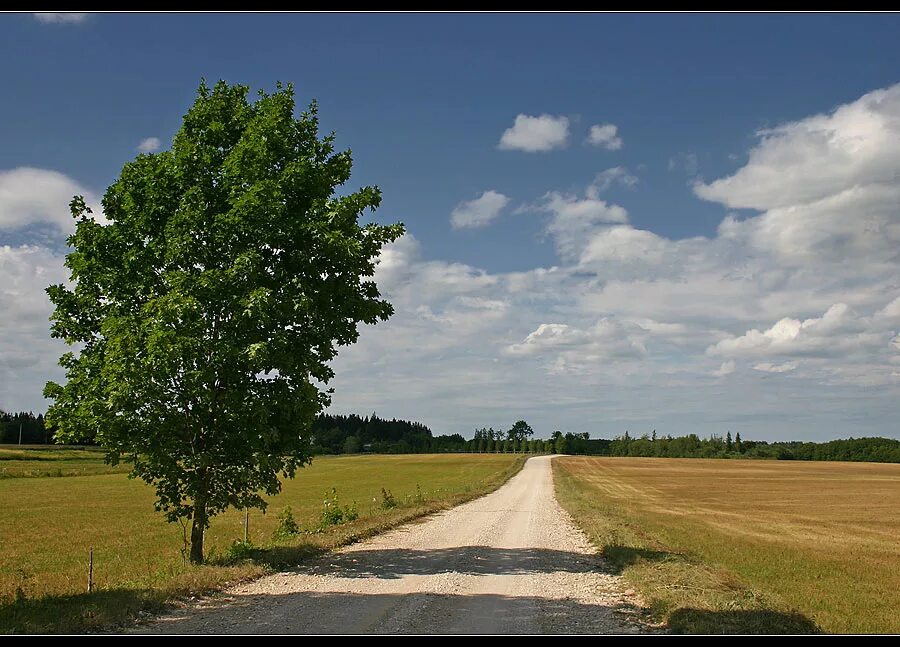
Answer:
(18, 423, 22, 445)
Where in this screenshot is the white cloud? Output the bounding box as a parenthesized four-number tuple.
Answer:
(587, 167, 638, 196)
(0, 245, 68, 411)
(695, 84, 900, 211)
(526, 189, 629, 262)
(709, 302, 897, 360)
(587, 123, 623, 150)
(0, 168, 101, 233)
(753, 361, 798, 373)
(498, 114, 570, 152)
(450, 190, 510, 229)
(33, 13, 89, 24)
(137, 137, 161, 153)
(713, 360, 736, 377)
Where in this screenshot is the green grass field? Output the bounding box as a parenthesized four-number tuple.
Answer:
(553, 456, 900, 634)
(0, 451, 524, 633)
(0, 446, 131, 478)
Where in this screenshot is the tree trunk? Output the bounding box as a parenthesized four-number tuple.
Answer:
(189, 494, 207, 564)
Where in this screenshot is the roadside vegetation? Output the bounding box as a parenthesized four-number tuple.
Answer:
(554, 456, 900, 634)
(0, 453, 525, 634)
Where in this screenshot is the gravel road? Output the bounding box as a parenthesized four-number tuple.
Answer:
(143, 455, 656, 634)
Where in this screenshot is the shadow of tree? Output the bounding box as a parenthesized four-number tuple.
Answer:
(277, 546, 610, 579)
(0, 588, 164, 634)
(668, 608, 820, 634)
(144, 590, 653, 634)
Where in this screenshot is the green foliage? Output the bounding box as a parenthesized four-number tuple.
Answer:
(342, 435, 361, 454)
(379, 487, 398, 510)
(222, 539, 256, 562)
(506, 419, 534, 442)
(273, 506, 300, 540)
(320, 487, 358, 528)
(42, 80, 403, 562)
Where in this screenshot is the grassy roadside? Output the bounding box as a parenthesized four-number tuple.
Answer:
(1, 454, 527, 634)
(553, 457, 819, 634)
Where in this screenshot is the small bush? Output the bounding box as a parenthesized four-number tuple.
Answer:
(222, 539, 255, 562)
(273, 506, 300, 540)
(320, 488, 359, 529)
(380, 487, 398, 510)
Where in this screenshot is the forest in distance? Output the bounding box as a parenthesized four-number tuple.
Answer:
(2, 409, 898, 463)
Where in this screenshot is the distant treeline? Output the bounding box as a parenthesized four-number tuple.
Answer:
(0, 411, 53, 444)
(581, 431, 900, 463)
(3, 408, 898, 462)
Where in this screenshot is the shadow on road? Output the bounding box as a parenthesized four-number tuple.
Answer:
(287, 545, 608, 579)
(146, 590, 653, 634)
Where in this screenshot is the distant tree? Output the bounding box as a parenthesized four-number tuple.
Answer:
(726, 431, 733, 453)
(507, 420, 534, 443)
(651, 429, 657, 442)
(735, 432, 743, 454)
(43, 80, 403, 563)
(555, 434, 570, 454)
(343, 436, 361, 454)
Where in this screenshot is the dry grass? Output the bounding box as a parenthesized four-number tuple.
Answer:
(553, 456, 900, 634)
(0, 453, 525, 633)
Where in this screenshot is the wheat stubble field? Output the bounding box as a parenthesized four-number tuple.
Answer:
(553, 456, 900, 633)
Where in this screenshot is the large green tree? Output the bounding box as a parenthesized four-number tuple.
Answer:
(506, 419, 534, 443)
(44, 80, 403, 563)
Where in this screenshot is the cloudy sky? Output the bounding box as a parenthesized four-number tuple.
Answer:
(2, 13, 899, 441)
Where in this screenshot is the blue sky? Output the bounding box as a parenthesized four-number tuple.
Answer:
(2, 12, 900, 441)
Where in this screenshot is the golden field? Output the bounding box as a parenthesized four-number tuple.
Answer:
(553, 456, 900, 634)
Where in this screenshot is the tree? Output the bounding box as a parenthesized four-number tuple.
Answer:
(43, 80, 403, 563)
(343, 436, 361, 454)
(735, 432, 743, 454)
(507, 420, 534, 443)
(555, 434, 570, 454)
(726, 431, 733, 453)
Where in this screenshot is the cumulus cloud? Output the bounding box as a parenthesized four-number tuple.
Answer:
(498, 114, 570, 152)
(695, 84, 900, 211)
(709, 301, 899, 363)
(450, 190, 510, 229)
(137, 137, 161, 153)
(0, 168, 101, 233)
(0, 245, 68, 411)
(753, 361, 798, 373)
(713, 360, 736, 377)
(524, 188, 629, 262)
(587, 123, 623, 150)
(587, 167, 638, 196)
(33, 13, 89, 24)
(506, 319, 647, 375)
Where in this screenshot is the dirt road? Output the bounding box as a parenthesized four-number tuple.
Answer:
(144, 455, 654, 634)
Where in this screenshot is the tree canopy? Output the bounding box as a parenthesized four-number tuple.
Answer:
(43, 80, 403, 562)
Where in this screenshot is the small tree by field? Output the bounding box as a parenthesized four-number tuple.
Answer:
(44, 80, 403, 563)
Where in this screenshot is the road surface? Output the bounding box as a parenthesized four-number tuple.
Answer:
(143, 455, 654, 634)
